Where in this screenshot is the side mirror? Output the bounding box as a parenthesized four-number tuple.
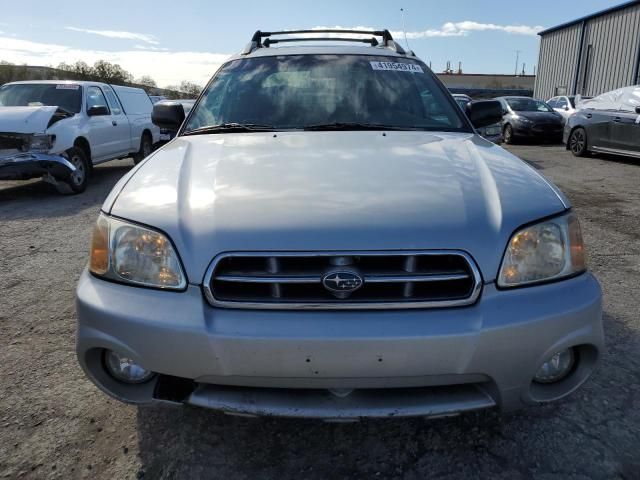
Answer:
(635, 106, 640, 114)
(87, 105, 109, 116)
(564, 106, 570, 111)
(466, 100, 503, 129)
(152, 102, 186, 131)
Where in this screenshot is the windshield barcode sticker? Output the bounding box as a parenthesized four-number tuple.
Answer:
(56, 84, 80, 89)
(370, 61, 423, 73)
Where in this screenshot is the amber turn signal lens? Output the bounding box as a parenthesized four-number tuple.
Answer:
(89, 215, 109, 275)
(568, 213, 586, 270)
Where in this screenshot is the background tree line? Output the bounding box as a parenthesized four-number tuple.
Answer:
(0, 60, 202, 99)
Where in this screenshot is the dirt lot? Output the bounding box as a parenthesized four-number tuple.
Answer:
(1, 145, 639, 479)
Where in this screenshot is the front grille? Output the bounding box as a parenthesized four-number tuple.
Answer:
(533, 123, 562, 132)
(203, 251, 482, 310)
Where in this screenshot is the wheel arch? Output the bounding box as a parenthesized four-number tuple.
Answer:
(73, 137, 92, 163)
(567, 125, 587, 151)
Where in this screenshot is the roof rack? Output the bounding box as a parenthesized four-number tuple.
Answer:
(241, 29, 406, 55)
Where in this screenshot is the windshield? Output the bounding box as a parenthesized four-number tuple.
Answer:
(506, 98, 553, 113)
(184, 55, 467, 133)
(0, 83, 82, 113)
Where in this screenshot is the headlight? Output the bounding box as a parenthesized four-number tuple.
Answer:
(28, 134, 54, 152)
(515, 116, 533, 125)
(498, 212, 586, 287)
(89, 213, 186, 289)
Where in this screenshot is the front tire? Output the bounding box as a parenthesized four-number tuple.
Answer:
(503, 124, 515, 144)
(133, 133, 152, 165)
(59, 147, 89, 194)
(569, 127, 588, 157)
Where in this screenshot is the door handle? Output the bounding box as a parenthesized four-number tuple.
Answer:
(112, 120, 118, 126)
(613, 117, 621, 123)
(586, 113, 592, 119)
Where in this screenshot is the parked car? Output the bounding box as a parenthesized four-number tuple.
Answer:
(76, 29, 603, 420)
(452, 94, 502, 144)
(157, 99, 196, 141)
(547, 95, 593, 124)
(149, 95, 167, 104)
(0, 81, 160, 193)
(497, 96, 564, 144)
(564, 85, 640, 159)
(452, 93, 472, 110)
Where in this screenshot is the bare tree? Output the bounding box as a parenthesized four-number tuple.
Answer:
(178, 80, 203, 96)
(136, 75, 157, 88)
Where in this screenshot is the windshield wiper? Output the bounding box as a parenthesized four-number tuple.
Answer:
(182, 123, 277, 135)
(303, 122, 412, 131)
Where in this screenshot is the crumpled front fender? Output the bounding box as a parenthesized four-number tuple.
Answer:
(0, 152, 76, 181)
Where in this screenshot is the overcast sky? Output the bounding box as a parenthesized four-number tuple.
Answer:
(0, 0, 623, 88)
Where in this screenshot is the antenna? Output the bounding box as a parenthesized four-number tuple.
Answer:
(400, 8, 411, 51)
(514, 50, 521, 76)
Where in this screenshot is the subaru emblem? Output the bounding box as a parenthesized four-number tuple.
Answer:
(322, 270, 363, 297)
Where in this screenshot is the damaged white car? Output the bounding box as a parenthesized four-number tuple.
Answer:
(0, 81, 160, 193)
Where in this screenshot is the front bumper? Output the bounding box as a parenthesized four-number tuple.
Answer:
(512, 123, 563, 140)
(0, 152, 75, 181)
(76, 270, 603, 419)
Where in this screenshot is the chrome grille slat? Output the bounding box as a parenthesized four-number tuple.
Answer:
(215, 275, 321, 284)
(203, 250, 482, 310)
(365, 273, 470, 283)
(215, 273, 468, 284)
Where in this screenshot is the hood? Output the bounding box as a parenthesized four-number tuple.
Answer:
(513, 111, 563, 123)
(108, 132, 568, 283)
(0, 106, 60, 133)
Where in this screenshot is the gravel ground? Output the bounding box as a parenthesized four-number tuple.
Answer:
(0, 145, 639, 479)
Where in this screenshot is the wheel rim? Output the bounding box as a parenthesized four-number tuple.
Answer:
(69, 155, 85, 185)
(570, 130, 585, 154)
(504, 126, 512, 142)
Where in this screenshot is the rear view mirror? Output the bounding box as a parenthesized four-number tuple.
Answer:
(87, 105, 109, 116)
(466, 100, 503, 129)
(152, 102, 186, 131)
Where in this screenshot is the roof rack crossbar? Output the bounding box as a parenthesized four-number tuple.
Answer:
(264, 29, 387, 37)
(242, 29, 404, 55)
(264, 37, 379, 47)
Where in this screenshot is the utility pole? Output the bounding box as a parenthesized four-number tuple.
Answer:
(515, 50, 521, 76)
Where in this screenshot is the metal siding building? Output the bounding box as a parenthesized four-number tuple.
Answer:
(534, 1, 640, 99)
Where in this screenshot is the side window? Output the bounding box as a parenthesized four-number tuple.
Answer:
(86, 86, 110, 113)
(102, 87, 123, 115)
(547, 98, 557, 108)
(556, 97, 568, 109)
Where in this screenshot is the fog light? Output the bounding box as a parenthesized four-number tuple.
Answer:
(534, 348, 575, 384)
(104, 350, 154, 384)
